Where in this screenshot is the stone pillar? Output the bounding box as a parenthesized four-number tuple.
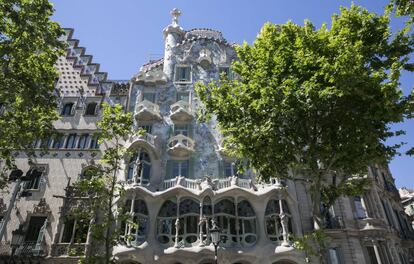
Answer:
(234, 196, 241, 247)
(174, 196, 181, 248)
(280, 200, 290, 246)
(162, 8, 185, 80)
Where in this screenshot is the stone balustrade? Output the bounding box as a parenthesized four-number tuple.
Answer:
(51, 243, 86, 257)
(167, 134, 195, 157)
(134, 100, 161, 121)
(161, 176, 285, 191)
(170, 100, 193, 121)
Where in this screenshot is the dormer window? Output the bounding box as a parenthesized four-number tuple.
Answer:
(174, 66, 191, 83)
(85, 102, 98, 116)
(61, 102, 74, 116)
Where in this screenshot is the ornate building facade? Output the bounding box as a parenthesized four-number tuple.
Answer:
(1, 8, 414, 264)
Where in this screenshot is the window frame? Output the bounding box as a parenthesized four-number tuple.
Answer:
(24, 167, 45, 191)
(61, 102, 75, 116)
(84, 102, 98, 116)
(174, 65, 192, 83)
(59, 216, 90, 244)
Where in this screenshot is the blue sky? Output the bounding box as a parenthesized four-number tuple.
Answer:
(50, 0, 414, 188)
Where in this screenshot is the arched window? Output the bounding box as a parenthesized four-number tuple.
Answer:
(265, 199, 293, 244)
(61, 103, 74, 116)
(214, 199, 237, 245)
(85, 102, 97, 116)
(127, 149, 151, 185)
(121, 199, 149, 246)
(179, 199, 199, 245)
(156, 198, 258, 248)
(157, 200, 177, 246)
(237, 200, 257, 246)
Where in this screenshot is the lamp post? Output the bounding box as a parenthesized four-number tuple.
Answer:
(209, 219, 221, 264)
(9, 225, 25, 263)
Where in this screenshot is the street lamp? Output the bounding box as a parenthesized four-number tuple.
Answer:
(9, 225, 25, 263)
(210, 219, 223, 264)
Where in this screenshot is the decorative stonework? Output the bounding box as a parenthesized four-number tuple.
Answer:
(0, 198, 6, 214)
(32, 198, 51, 215)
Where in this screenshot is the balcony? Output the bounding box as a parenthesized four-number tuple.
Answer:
(170, 100, 193, 122)
(134, 100, 161, 121)
(51, 243, 86, 257)
(15, 241, 46, 257)
(167, 134, 195, 157)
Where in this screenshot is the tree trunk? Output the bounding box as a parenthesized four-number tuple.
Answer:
(311, 180, 327, 264)
(105, 160, 118, 264)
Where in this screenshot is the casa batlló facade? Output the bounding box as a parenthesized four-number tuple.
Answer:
(1, 9, 414, 264)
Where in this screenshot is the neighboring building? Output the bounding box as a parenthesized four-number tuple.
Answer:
(400, 187, 414, 229)
(1, 8, 414, 264)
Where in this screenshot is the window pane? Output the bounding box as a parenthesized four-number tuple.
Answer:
(181, 161, 189, 177)
(85, 103, 97, 115)
(329, 248, 340, 264)
(177, 92, 189, 102)
(143, 93, 155, 103)
(25, 217, 47, 242)
(74, 219, 89, 243)
(61, 219, 75, 243)
(366, 246, 379, 264)
(65, 134, 77, 148)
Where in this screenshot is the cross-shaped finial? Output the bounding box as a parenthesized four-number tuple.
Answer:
(170, 8, 181, 26)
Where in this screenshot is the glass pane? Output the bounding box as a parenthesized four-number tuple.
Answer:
(265, 200, 280, 215)
(186, 216, 198, 233)
(266, 218, 276, 235)
(142, 163, 151, 181)
(181, 161, 189, 177)
(61, 219, 75, 243)
(244, 219, 255, 233)
(238, 200, 255, 217)
(143, 93, 155, 103)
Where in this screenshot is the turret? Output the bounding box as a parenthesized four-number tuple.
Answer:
(163, 8, 185, 80)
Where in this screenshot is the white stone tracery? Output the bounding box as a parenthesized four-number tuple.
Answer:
(265, 199, 292, 246)
(155, 197, 259, 248)
(122, 198, 149, 246)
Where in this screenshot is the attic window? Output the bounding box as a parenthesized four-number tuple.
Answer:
(174, 66, 191, 83)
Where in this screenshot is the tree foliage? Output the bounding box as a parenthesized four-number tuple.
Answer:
(390, 0, 414, 22)
(72, 103, 133, 264)
(196, 4, 413, 260)
(0, 0, 65, 187)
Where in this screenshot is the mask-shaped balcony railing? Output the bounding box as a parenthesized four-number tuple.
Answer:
(167, 134, 195, 157)
(170, 100, 193, 122)
(134, 100, 161, 121)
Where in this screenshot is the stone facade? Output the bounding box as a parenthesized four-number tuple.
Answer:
(1, 8, 414, 264)
(400, 188, 414, 229)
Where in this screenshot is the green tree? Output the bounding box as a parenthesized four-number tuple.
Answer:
(196, 5, 413, 262)
(73, 103, 133, 264)
(390, 0, 414, 22)
(0, 0, 65, 187)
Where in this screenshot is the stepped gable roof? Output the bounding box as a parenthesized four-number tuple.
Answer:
(55, 28, 112, 98)
(176, 28, 233, 48)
